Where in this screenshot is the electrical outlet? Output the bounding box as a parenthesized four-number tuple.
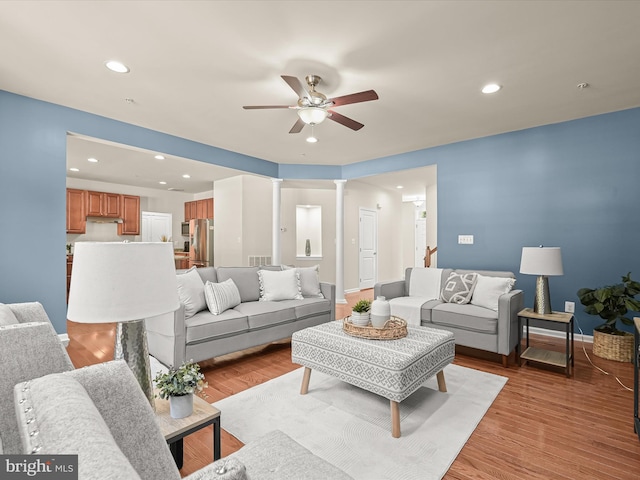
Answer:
(564, 301, 575, 313)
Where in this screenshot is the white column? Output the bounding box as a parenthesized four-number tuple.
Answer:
(271, 179, 283, 265)
(334, 179, 347, 304)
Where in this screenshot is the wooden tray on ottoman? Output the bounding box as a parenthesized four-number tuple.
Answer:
(343, 316, 408, 340)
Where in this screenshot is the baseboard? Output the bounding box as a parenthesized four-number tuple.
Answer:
(528, 326, 593, 344)
(344, 288, 361, 295)
(58, 333, 70, 347)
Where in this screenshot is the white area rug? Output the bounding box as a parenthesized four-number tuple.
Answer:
(215, 364, 507, 480)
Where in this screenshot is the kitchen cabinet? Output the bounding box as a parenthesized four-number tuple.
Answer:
(87, 191, 120, 217)
(117, 195, 140, 235)
(66, 255, 73, 303)
(66, 188, 86, 233)
(184, 198, 213, 221)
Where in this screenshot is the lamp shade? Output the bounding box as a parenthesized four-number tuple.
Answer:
(297, 106, 328, 125)
(68, 242, 179, 323)
(519, 246, 564, 276)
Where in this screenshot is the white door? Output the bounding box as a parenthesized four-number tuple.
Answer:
(359, 208, 377, 289)
(415, 218, 427, 267)
(141, 212, 173, 243)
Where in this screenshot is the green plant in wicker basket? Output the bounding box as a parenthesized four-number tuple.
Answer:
(577, 272, 640, 335)
(352, 299, 371, 313)
(153, 360, 208, 399)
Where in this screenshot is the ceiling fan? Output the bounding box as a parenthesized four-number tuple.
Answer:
(243, 74, 378, 133)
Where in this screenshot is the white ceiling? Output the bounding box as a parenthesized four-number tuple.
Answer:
(2, 1, 640, 196)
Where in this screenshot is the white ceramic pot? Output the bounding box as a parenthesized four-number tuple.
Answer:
(370, 296, 391, 328)
(351, 311, 370, 326)
(169, 393, 194, 419)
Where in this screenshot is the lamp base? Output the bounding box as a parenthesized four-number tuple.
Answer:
(533, 275, 553, 315)
(115, 319, 155, 410)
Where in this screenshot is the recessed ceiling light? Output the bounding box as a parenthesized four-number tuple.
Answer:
(306, 136, 318, 143)
(481, 83, 502, 94)
(159, 181, 167, 185)
(87, 157, 98, 163)
(105, 60, 130, 73)
(155, 155, 165, 160)
(69, 167, 79, 172)
(396, 185, 404, 189)
(182, 174, 191, 179)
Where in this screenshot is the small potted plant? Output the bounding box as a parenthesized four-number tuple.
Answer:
(351, 299, 372, 326)
(577, 272, 640, 362)
(154, 360, 208, 418)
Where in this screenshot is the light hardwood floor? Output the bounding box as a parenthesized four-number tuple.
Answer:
(66, 290, 640, 479)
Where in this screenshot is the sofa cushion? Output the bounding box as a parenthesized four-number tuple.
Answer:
(431, 303, 498, 334)
(0, 304, 19, 326)
(421, 299, 445, 323)
(185, 309, 249, 344)
(194, 266, 218, 284)
(282, 265, 324, 298)
(470, 274, 515, 311)
(204, 279, 242, 314)
(441, 272, 478, 304)
(233, 301, 296, 330)
(258, 269, 303, 301)
(14, 374, 142, 479)
(277, 298, 332, 320)
(177, 267, 206, 319)
(217, 267, 260, 303)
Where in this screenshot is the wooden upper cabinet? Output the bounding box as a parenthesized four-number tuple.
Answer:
(117, 195, 140, 235)
(66, 188, 86, 233)
(87, 190, 121, 217)
(206, 198, 214, 219)
(185, 198, 213, 221)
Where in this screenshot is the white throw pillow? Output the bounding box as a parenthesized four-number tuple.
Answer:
(258, 269, 303, 301)
(176, 267, 206, 319)
(204, 279, 242, 315)
(471, 274, 516, 311)
(282, 265, 324, 298)
(0, 304, 19, 326)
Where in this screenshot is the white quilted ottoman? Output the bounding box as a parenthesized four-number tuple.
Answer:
(291, 320, 455, 438)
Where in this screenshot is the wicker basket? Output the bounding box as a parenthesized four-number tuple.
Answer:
(592, 330, 634, 362)
(343, 316, 408, 340)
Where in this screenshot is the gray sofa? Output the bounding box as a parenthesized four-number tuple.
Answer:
(1, 303, 352, 480)
(146, 266, 336, 368)
(374, 268, 523, 366)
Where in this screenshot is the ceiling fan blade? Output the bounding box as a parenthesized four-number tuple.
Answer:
(242, 105, 292, 109)
(281, 75, 309, 100)
(289, 118, 305, 134)
(328, 110, 364, 131)
(329, 90, 379, 107)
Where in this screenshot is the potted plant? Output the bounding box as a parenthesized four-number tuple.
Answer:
(577, 272, 640, 362)
(351, 299, 372, 326)
(154, 360, 208, 418)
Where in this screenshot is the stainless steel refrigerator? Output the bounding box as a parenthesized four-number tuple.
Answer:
(189, 219, 214, 268)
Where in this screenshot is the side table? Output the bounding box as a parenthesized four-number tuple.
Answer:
(155, 393, 221, 469)
(517, 308, 574, 377)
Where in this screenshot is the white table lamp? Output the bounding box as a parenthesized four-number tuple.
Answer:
(67, 242, 179, 408)
(520, 246, 564, 314)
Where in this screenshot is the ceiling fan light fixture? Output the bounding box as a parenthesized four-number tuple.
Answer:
(297, 106, 328, 125)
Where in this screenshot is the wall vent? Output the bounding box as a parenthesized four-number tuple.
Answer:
(248, 255, 272, 267)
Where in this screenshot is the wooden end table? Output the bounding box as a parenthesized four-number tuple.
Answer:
(517, 307, 574, 377)
(155, 392, 221, 469)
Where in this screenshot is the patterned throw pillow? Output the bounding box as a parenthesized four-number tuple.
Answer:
(204, 279, 242, 315)
(440, 272, 478, 304)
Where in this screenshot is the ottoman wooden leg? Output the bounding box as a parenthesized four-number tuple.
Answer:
(436, 370, 447, 392)
(391, 400, 401, 438)
(300, 367, 312, 395)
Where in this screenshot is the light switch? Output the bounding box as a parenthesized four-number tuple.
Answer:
(458, 235, 474, 245)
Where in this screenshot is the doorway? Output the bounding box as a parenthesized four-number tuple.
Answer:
(141, 211, 172, 243)
(359, 208, 377, 289)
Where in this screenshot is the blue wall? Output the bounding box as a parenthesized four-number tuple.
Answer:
(2, 89, 639, 335)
